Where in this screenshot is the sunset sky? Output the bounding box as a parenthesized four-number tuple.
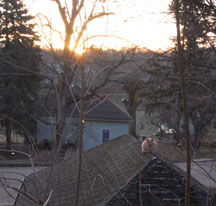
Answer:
(25, 0, 176, 52)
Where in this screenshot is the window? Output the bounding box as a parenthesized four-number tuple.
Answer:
(102, 129, 110, 143)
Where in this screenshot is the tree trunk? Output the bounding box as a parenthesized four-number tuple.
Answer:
(193, 124, 206, 152)
(175, 0, 191, 205)
(123, 93, 140, 138)
(128, 106, 137, 137)
(75, 57, 84, 206)
(63, 32, 72, 57)
(5, 119, 12, 150)
(55, 75, 66, 147)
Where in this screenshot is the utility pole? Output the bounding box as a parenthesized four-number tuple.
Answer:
(174, 0, 191, 205)
(75, 54, 85, 206)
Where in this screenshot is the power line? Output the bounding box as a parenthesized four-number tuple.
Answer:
(1, 73, 216, 80)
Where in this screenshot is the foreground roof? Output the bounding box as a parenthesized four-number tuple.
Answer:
(106, 157, 210, 206)
(15, 135, 151, 206)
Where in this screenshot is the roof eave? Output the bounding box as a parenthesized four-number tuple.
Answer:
(83, 118, 132, 123)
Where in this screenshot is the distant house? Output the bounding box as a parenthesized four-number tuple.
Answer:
(14, 135, 210, 206)
(36, 98, 132, 150)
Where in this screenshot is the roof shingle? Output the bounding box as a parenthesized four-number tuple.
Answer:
(15, 135, 151, 206)
(84, 98, 131, 122)
(37, 97, 131, 122)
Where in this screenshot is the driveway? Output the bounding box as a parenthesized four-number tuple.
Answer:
(0, 147, 76, 206)
(0, 167, 40, 206)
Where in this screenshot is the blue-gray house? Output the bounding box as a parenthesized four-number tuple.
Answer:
(37, 98, 132, 151)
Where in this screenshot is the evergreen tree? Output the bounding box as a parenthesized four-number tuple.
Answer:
(169, 0, 216, 150)
(142, 48, 215, 150)
(143, 0, 216, 149)
(0, 0, 41, 149)
(170, 0, 216, 50)
(0, 0, 37, 46)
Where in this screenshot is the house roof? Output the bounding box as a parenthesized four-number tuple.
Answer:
(84, 98, 131, 122)
(37, 97, 132, 122)
(14, 135, 210, 206)
(36, 87, 80, 115)
(106, 156, 209, 206)
(14, 135, 151, 206)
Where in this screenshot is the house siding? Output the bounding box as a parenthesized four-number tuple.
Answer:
(36, 98, 131, 149)
(37, 118, 129, 150)
(83, 121, 129, 150)
(37, 116, 80, 144)
(37, 116, 55, 143)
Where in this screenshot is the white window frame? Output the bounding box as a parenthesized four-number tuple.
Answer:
(101, 128, 111, 144)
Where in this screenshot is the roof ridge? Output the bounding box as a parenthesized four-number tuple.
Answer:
(84, 97, 108, 116)
(107, 98, 132, 120)
(84, 97, 132, 120)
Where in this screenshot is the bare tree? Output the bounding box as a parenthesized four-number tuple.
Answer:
(175, 0, 191, 205)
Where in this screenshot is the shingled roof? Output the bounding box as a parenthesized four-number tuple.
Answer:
(106, 157, 210, 206)
(37, 97, 131, 122)
(14, 135, 151, 206)
(84, 98, 131, 122)
(14, 134, 210, 206)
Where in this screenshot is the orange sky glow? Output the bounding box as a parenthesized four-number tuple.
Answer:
(25, 0, 177, 52)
